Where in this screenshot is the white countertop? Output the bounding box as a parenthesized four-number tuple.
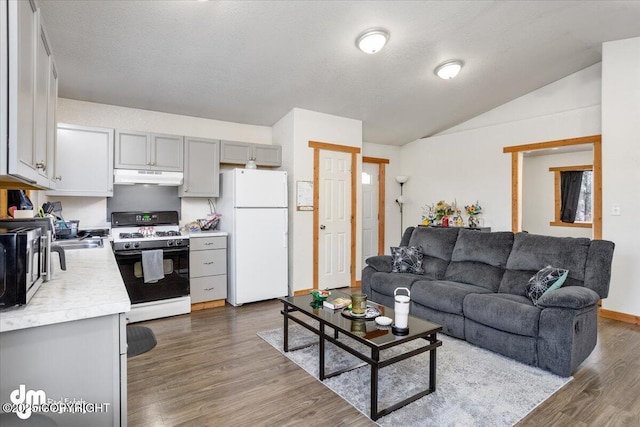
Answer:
(0, 240, 131, 333)
(188, 230, 228, 238)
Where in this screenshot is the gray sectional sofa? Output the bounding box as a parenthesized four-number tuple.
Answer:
(362, 226, 615, 377)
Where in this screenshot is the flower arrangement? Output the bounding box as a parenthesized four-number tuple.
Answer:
(435, 200, 454, 220)
(421, 204, 435, 221)
(465, 201, 482, 216)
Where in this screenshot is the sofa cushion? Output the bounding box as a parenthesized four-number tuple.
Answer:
(369, 272, 423, 298)
(505, 233, 590, 281)
(443, 230, 514, 291)
(450, 229, 514, 267)
(526, 266, 569, 306)
(419, 255, 451, 280)
(583, 239, 615, 299)
(408, 227, 460, 280)
(463, 293, 541, 337)
(391, 246, 424, 274)
(536, 286, 600, 310)
(443, 262, 505, 292)
(500, 233, 590, 295)
(411, 280, 491, 315)
(365, 255, 392, 272)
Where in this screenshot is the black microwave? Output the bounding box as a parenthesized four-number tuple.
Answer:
(0, 227, 44, 309)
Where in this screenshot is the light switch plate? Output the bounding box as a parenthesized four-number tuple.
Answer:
(611, 204, 621, 216)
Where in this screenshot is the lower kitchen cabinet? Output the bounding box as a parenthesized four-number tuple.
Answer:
(189, 234, 227, 306)
(0, 313, 127, 427)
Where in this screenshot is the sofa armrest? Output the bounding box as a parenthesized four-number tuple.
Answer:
(537, 286, 600, 310)
(365, 255, 393, 273)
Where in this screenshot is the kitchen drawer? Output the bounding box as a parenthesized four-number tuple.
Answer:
(191, 275, 227, 303)
(190, 236, 226, 251)
(190, 249, 226, 277)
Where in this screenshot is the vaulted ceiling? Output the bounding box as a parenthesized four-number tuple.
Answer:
(38, 1, 640, 146)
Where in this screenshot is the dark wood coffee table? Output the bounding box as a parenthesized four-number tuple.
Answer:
(279, 291, 442, 421)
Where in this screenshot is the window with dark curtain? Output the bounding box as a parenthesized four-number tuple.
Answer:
(560, 171, 583, 223)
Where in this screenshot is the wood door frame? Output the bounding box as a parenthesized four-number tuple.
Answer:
(503, 134, 602, 239)
(309, 141, 361, 289)
(362, 156, 389, 256)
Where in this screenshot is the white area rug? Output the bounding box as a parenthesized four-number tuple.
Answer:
(258, 325, 572, 426)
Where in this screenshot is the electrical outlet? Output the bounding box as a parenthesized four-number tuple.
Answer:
(611, 204, 621, 216)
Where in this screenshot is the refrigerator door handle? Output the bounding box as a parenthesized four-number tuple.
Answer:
(283, 214, 288, 248)
(283, 181, 287, 206)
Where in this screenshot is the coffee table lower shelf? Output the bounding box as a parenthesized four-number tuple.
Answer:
(280, 300, 442, 421)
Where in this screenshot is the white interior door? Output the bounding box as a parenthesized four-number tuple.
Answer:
(362, 162, 379, 266)
(319, 150, 351, 289)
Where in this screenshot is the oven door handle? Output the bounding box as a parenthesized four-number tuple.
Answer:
(114, 247, 189, 257)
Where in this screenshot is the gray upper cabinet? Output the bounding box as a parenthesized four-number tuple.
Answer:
(34, 15, 56, 188)
(3, 0, 58, 189)
(152, 133, 184, 171)
(115, 130, 184, 171)
(179, 137, 220, 198)
(47, 123, 114, 197)
(220, 140, 282, 167)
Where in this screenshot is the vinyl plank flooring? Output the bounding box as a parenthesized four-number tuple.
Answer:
(128, 300, 640, 427)
(128, 299, 374, 427)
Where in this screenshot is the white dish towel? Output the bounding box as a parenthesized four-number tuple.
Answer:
(141, 249, 165, 283)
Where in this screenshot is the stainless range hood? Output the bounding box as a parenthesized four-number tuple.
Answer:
(114, 169, 184, 186)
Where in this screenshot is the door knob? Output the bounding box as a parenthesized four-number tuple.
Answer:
(320, 225, 326, 230)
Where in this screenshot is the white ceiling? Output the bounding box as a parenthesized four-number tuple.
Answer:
(38, 1, 640, 146)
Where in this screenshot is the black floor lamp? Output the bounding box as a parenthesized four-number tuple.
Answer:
(395, 175, 409, 237)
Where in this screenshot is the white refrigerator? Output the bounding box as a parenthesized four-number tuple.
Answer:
(218, 169, 289, 306)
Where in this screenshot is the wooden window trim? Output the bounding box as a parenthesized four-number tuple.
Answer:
(549, 165, 593, 228)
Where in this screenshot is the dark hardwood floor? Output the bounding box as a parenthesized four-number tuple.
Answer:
(128, 298, 640, 427)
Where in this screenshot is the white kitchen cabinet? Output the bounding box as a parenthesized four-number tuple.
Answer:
(115, 130, 183, 171)
(2, 0, 58, 189)
(33, 14, 57, 188)
(179, 137, 220, 197)
(189, 234, 227, 303)
(7, 0, 38, 185)
(45, 58, 58, 189)
(220, 140, 282, 167)
(47, 123, 114, 197)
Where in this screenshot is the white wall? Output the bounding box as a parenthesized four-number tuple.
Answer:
(273, 108, 362, 293)
(522, 149, 594, 238)
(362, 142, 403, 253)
(601, 37, 640, 317)
(38, 99, 273, 227)
(401, 106, 600, 233)
(272, 109, 296, 295)
(401, 66, 601, 233)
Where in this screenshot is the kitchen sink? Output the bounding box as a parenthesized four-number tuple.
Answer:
(53, 238, 105, 250)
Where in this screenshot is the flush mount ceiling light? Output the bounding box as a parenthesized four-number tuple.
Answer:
(356, 28, 389, 54)
(434, 60, 464, 79)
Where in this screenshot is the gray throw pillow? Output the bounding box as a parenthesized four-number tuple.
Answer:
(391, 246, 424, 274)
(526, 266, 569, 306)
